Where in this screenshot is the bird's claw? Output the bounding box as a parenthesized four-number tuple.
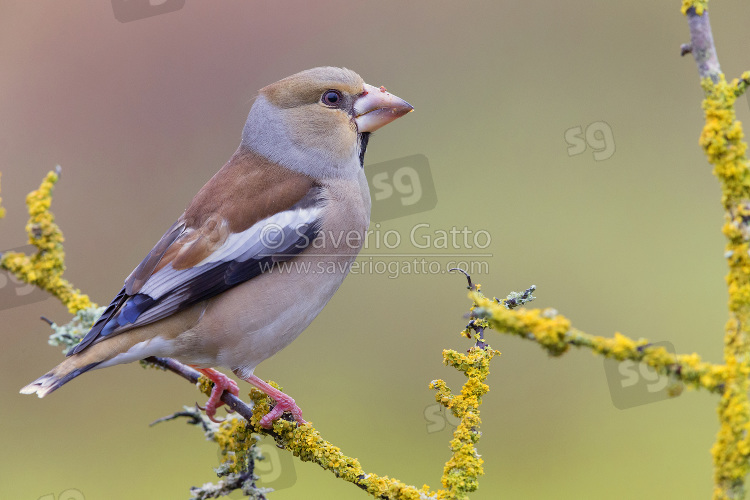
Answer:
(194, 402, 226, 423)
(259, 397, 306, 429)
(193, 368, 240, 424)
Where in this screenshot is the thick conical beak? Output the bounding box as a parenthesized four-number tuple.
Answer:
(354, 83, 414, 133)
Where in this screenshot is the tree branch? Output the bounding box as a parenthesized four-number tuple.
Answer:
(683, 6, 721, 82)
(146, 357, 256, 422)
(9, 6, 750, 495)
(680, 3, 750, 498)
(145, 351, 494, 499)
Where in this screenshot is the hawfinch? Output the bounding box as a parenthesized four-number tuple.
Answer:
(21, 67, 413, 428)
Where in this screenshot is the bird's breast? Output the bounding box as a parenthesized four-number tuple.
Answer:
(176, 173, 371, 373)
(312, 173, 371, 258)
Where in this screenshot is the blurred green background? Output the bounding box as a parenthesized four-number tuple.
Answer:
(2, 1, 748, 499)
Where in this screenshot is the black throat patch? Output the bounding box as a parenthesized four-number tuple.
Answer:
(358, 132, 370, 167)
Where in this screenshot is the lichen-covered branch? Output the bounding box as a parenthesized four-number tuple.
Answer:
(430, 347, 497, 498)
(2, 170, 495, 499)
(680, 2, 750, 498)
(8, 3, 750, 494)
(151, 405, 272, 500)
(702, 72, 750, 500)
(467, 291, 726, 393)
(147, 355, 489, 500)
(0, 167, 93, 314)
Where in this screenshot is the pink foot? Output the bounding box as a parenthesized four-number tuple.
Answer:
(243, 374, 306, 429)
(194, 367, 239, 423)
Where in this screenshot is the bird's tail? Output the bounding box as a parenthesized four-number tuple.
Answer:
(20, 354, 102, 398)
(20, 303, 199, 398)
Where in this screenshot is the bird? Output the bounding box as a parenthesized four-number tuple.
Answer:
(20, 67, 413, 428)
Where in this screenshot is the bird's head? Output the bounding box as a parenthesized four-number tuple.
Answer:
(241, 67, 413, 179)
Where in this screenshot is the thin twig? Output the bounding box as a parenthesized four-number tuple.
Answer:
(143, 357, 380, 497)
(685, 7, 721, 82)
(145, 357, 256, 422)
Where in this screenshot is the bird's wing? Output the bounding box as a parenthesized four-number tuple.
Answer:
(69, 150, 321, 356)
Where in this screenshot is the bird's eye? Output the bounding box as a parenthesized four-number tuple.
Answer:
(322, 90, 342, 106)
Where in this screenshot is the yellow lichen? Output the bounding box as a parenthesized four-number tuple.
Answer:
(696, 69, 750, 498)
(467, 290, 726, 394)
(214, 417, 253, 473)
(5, 41, 750, 495)
(431, 347, 497, 499)
(681, 0, 708, 15)
(245, 385, 437, 499)
(0, 169, 93, 314)
(196, 375, 214, 398)
(236, 351, 495, 500)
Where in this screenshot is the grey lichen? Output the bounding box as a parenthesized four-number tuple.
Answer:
(48, 305, 105, 354)
(190, 472, 271, 500)
(501, 285, 536, 310)
(153, 405, 271, 500)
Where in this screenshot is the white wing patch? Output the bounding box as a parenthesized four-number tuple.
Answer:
(141, 205, 321, 301)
